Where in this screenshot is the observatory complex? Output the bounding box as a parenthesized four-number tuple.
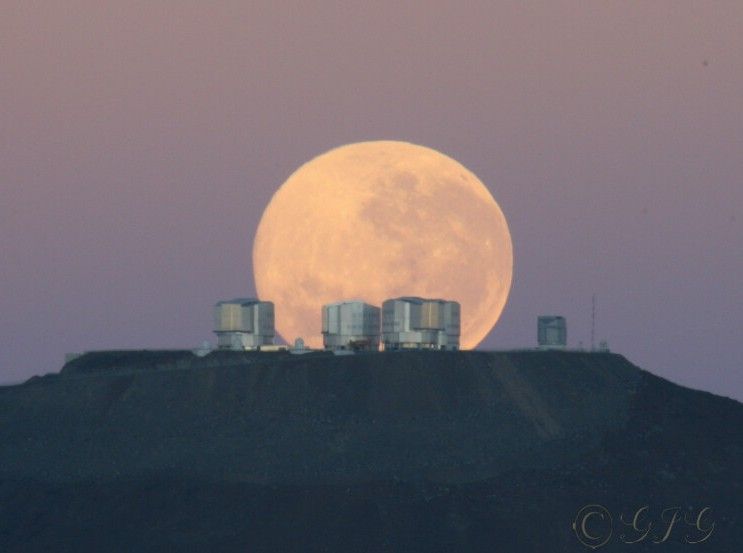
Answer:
(214, 298, 275, 350)
(211, 298, 581, 354)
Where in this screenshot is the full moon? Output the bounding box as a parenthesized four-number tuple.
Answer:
(253, 141, 513, 349)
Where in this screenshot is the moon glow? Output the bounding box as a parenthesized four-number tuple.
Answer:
(253, 141, 513, 349)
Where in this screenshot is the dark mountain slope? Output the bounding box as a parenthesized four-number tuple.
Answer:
(0, 351, 740, 552)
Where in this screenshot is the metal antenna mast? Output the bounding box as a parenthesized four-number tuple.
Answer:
(591, 294, 596, 351)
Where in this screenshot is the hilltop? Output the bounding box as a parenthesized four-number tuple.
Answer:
(0, 350, 741, 551)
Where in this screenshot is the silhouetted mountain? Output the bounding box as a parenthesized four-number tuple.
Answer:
(0, 350, 740, 552)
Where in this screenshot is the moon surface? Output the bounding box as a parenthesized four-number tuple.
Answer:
(253, 141, 513, 349)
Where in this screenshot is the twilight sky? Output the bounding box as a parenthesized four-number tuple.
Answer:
(1, 2, 741, 399)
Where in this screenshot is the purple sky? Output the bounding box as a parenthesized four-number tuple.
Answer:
(1, 3, 741, 399)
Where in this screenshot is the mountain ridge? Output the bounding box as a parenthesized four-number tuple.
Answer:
(0, 350, 740, 551)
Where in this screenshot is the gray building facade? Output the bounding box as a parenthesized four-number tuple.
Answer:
(537, 316, 567, 348)
(322, 301, 381, 351)
(382, 297, 460, 350)
(214, 298, 275, 350)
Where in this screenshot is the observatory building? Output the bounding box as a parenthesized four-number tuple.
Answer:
(322, 301, 381, 351)
(214, 298, 275, 350)
(382, 297, 460, 351)
(537, 316, 567, 349)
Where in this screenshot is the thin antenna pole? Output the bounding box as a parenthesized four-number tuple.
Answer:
(591, 294, 596, 351)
